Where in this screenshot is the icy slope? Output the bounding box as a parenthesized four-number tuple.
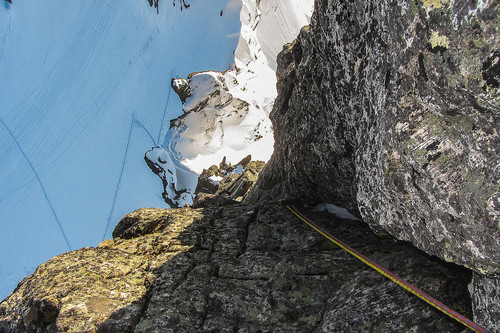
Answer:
(0, 0, 242, 300)
(147, 0, 314, 207)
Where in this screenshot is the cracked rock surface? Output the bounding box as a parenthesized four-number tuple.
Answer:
(0, 203, 472, 332)
(246, 0, 499, 327)
(249, 0, 499, 276)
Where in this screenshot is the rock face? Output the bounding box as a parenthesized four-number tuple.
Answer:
(249, 0, 499, 281)
(1, 0, 498, 331)
(469, 273, 500, 331)
(0, 202, 473, 332)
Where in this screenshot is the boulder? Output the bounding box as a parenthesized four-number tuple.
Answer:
(194, 156, 266, 208)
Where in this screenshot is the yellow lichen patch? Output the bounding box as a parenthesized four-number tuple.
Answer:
(429, 30, 450, 49)
(97, 239, 114, 249)
(422, 0, 452, 9)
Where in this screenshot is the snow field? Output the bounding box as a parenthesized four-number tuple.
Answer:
(159, 0, 313, 203)
(0, 0, 314, 301)
(0, 0, 242, 300)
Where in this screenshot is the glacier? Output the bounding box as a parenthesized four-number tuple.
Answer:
(0, 0, 312, 301)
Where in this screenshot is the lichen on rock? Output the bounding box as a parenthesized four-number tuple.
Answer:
(0, 202, 473, 332)
(249, 0, 499, 281)
(247, 0, 499, 329)
(1, 0, 498, 331)
(193, 154, 266, 208)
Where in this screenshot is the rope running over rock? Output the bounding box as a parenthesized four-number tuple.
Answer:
(285, 204, 492, 333)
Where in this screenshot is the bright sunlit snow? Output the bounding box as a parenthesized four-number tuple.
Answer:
(147, 0, 313, 207)
(0, 0, 313, 300)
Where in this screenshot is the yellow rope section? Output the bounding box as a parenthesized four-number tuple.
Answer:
(285, 205, 491, 333)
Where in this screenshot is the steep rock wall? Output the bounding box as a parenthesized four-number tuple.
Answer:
(250, 0, 499, 276)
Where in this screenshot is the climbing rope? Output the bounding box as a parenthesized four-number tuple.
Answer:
(285, 204, 492, 333)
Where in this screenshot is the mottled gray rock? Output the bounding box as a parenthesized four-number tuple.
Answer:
(248, 0, 499, 281)
(245, 1, 499, 329)
(0, 203, 474, 332)
(1, 0, 497, 331)
(469, 273, 500, 331)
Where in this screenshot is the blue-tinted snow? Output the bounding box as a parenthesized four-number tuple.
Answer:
(0, 0, 241, 300)
(313, 203, 361, 221)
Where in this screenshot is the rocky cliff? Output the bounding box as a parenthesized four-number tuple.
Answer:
(0, 158, 484, 331)
(247, 0, 499, 328)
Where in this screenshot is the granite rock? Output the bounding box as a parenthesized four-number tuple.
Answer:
(245, 1, 499, 329)
(194, 156, 265, 208)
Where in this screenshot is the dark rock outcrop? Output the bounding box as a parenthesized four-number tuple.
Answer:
(194, 155, 266, 208)
(147, 0, 190, 13)
(0, 203, 473, 332)
(248, 0, 498, 294)
(245, 0, 499, 328)
(469, 273, 500, 331)
(145, 147, 192, 208)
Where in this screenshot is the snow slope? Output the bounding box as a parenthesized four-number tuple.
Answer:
(0, 0, 242, 301)
(0, 0, 313, 301)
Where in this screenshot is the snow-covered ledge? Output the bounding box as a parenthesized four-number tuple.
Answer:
(146, 0, 314, 207)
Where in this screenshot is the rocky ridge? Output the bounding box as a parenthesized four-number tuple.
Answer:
(0, 0, 498, 331)
(250, 0, 499, 275)
(143, 1, 313, 209)
(0, 199, 473, 332)
(193, 155, 265, 208)
(145, 69, 274, 208)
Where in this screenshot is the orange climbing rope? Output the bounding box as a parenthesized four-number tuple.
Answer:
(285, 204, 492, 333)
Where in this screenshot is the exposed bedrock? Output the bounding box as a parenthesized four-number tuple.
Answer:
(249, 0, 499, 275)
(246, 0, 499, 328)
(0, 0, 498, 331)
(0, 203, 473, 332)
